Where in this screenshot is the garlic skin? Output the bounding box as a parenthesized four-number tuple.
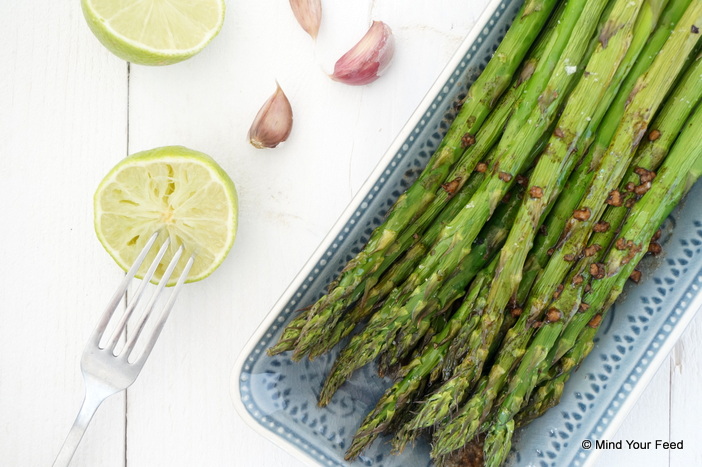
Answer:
(331, 21, 395, 86)
(248, 83, 293, 149)
(289, 0, 322, 39)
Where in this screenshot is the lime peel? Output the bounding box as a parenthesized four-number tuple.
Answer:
(81, 0, 226, 66)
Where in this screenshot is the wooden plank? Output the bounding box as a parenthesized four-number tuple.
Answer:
(8, 1, 700, 467)
(669, 310, 702, 467)
(123, 0, 479, 465)
(0, 1, 128, 465)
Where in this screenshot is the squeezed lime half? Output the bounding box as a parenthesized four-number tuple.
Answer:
(94, 146, 238, 285)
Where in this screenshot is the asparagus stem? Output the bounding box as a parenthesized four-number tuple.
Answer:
(318, 185, 525, 406)
(551, 107, 702, 366)
(267, 310, 309, 356)
(320, 14, 581, 398)
(518, 0, 693, 302)
(291, 60, 526, 360)
(341, 155, 505, 326)
(543, 1, 702, 355)
(587, 0, 692, 154)
(378, 186, 525, 375)
(315, 0, 600, 403)
(344, 260, 499, 460)
(483, 420, 515, 467)
(515, 370, 569, 426)
(297, 15, 568, 360)
(516, 51, 702, 428)
(303, 84, 519, 359)
(399, 0, 597, 305)
(488, 87, 702, 466)
(464, 0, 648, 415)
(433, 262, 585, 458)
(282, 0, 560, 360)
(406, 0, 619, 433)
(589, 51, 702, 254)
(431, 5, 702, 459)
(490, 0, 646, 325)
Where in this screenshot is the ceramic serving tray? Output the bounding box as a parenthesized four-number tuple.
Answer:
(232, 0, 702, 465)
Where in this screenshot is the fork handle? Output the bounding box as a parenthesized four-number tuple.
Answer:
(52, 387, 109, 467)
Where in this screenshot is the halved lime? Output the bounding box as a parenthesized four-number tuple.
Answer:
(81, 0, 226, 66)
(94, 146, 238, 285)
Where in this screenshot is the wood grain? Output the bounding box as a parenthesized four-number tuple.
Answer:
(0, 1, 128, 466)
(1, 1, 699, 466)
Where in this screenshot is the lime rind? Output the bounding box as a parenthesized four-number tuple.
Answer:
(81, 0, 226, 66)
(94, 146, 238, 285)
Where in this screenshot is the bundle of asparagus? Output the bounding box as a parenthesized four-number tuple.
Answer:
(269, 0, 702, 464)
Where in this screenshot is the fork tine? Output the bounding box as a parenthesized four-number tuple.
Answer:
(90, 231, 160, 347)
(103, 236, 171, 352)
(122, 244, 186, 361)
(133, 254, 195, 366)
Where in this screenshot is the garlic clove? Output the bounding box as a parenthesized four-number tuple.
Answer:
(248, 83, 293, 149)
(331, 21, 395, 86)
(289, 0, 322, 39)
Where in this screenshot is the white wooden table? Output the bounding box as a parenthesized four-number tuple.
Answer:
(1, 1, 700, 466)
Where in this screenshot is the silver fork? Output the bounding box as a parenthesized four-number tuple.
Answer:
(53, 231, 194, 467)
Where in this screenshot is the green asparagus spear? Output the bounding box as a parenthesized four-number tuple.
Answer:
(532, 122, 702, 418)
(317, 183, 530, 407)
(515, 369, 569, 426)
(307, 167, 529, 362)
(406, 0, 647, 433)
(447, 0, 648, 418)
(500, 0, 689, 362)
(484, 420, 515, 467)
(515, 52, 702, 426)
(486, 1, 694, 400)
(485, 97, 702, 467)
(344, 260, 499, 460)
(342, 163, 502, 327)
(435, 6, 702, 459)
(341, 2, 567, 329)
(325, 0, 609, 409)
(292, 72, 523, 360)
(322, 0, 605, 394)
(377, 186, 526, 377)
(589, 52, 702, 254)
(478, 268, 586, 462)
(432, 261, 586, 458)
(267, 310, 309, 356)
(486, 58, 702, 453)
(300, 92, 516, 359)
(390, 2, 626, 366)
(541, 0, 702, 342)
(487, 0, 648, 330)
(550, 104, 702, 366)
(387, 0, 600, 319)
(294, 14, 569, 360)
(324, 138, 549, 366)
(284, 0, 560, 359)
(517, 0, 693, 302)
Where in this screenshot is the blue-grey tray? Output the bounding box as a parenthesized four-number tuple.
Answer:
(232, 1, 702, 465)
